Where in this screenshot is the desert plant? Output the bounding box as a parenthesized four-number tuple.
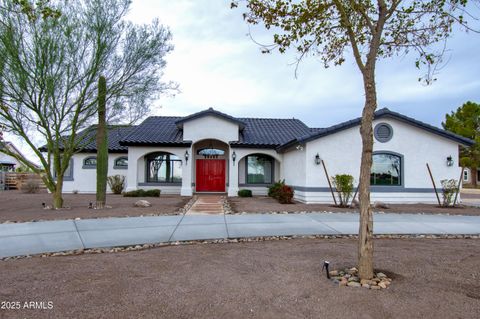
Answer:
(22, 178, 40, 193)
(107, 175, 126, 194)
(238, 189, 252, 197)
(278, 185, 294, 204)
(268, 179, 285, 199)
(123, 189, 160, 197)
(331, 174, 355, 207)
(441, 179, 458, 207)
(72, 189, 79, 194)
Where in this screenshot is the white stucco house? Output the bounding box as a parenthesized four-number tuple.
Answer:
(49, 107, 473, 203)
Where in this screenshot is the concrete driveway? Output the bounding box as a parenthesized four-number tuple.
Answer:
(1, 212, 479, 258)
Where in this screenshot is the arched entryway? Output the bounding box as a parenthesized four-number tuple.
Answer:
(193, 139, 229, 192)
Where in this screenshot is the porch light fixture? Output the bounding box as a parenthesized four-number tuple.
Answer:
(446, 155, 454, 167)
(314, 153, 321, 165)
(185, 150, 189, 164)
(232, 151, 237, 166)
(296, 144, 304, 151)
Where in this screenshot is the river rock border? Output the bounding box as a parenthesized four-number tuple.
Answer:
(1, 233, 478, 261)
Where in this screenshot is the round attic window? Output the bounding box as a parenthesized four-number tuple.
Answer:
(374, 123, 393, 143)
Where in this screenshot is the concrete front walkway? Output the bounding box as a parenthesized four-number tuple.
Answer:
(1, 212, 479, 258)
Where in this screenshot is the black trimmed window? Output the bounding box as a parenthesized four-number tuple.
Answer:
(371, 153, 401, 186)
(83, 156, 97, 168)
(114, 156, 128, 169)
(246, 154, 274, 184)
(146, 152, 182, 183)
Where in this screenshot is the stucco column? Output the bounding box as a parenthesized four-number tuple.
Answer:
(181, 146, 193, 196)
(126, 148, 138, 191)
(227, 148, 239, 196)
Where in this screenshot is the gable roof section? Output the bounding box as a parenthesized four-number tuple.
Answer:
(277, 108, 474, 152)
(120, 116, 191, 147)
(174, 107, 246, 130)
(231, 118, 311, 148)
(38, 125, 135, 153)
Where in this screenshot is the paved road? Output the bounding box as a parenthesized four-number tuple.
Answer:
(1, 212, 479, 258)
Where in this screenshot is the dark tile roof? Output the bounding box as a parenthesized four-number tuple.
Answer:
(120, 113, 311, 148)
(277, 107, 474, 151)
(231, 118, 311, 148)
(175, 107, 246, 129)
(39, 125, 135, 153)
(120, 116, 190, 146)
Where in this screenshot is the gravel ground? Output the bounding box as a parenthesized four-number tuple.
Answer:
(0, 238, 479, 319)
(0, 191, 190, 222)
(228, 196, 480, 216)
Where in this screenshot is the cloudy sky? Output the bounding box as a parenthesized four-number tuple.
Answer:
(4, 0, 480, 160)
(126, 0, 480, 128)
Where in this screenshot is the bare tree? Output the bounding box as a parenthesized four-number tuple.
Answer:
(234, 0, 479, 279)
(0, 0, 177, 208)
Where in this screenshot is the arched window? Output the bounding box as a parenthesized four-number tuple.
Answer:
(145, 152, 182, 183)
(197, 148, 225, 158)
(371, 152, 402, 186)
(83, 156, 97, 168)
(114, 156, 128, 169)
(246, 154, 274, 184)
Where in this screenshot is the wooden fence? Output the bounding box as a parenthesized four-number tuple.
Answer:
(0, 172, 46, 191)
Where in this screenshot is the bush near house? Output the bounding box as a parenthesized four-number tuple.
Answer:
(107, 175, 126, 194)
(268, 180, 294, 204)
(268, 179, 285, 199)
(331, 174, 355, 207)
(238, 189, 252, 197)
(123, 189, 161, 197)
(441, 179, 458, 206)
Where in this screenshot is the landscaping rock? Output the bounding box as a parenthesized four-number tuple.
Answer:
(347, 282, 361, 288)
(329, 270, 338, 276)
(374, 201, 390, 209)
(376, 272, 387, 279)
(378, 282, 387, 289)
(134, 200, 152, 207)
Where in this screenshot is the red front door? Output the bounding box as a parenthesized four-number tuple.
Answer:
(196, 159, 226, 192)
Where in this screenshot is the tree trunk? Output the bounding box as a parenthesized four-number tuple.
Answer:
(53, 177, 64, 209)
(357, 68, 377, 280)
(471, 166, 478, 188)
(96, 76, 108, 209)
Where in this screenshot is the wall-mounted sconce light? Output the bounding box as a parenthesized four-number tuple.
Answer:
(446, 155, 454, 167)
(315, 153, 321, 165)
(296, 144, 304, 151)
(185, 150, 189, 164)
(232, 151, 237, 166)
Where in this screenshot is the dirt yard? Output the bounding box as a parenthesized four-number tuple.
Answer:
(0, 238, 478, 319)
(229, 196, 480, 216)
(0, 191, 190, 223)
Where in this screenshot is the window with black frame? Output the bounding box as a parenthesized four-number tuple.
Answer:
(370, 153, 401, 186)
(114, 156, 128, 169)
(246, 154, 273, 184)
(146, 152, 182, 183)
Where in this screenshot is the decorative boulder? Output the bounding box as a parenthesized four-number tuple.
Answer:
(134, 200, 152, 208)
(374, 201, 390, 209)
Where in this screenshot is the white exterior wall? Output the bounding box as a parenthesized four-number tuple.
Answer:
(183, 116, 239, 143)
(0, 152, 21, 168)
(62, 153, 128, 193)
(294, 118, 461, 203)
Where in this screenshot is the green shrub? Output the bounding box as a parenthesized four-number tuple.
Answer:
(331, 174, 355, 207)
(278, 185, 294, 204)
(238, 189, 252, 197)
(440, 179, 458, 206)
(123, 189, 161, 197)
(107, 175, 126, 194)
(268, 179, 285, 199)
